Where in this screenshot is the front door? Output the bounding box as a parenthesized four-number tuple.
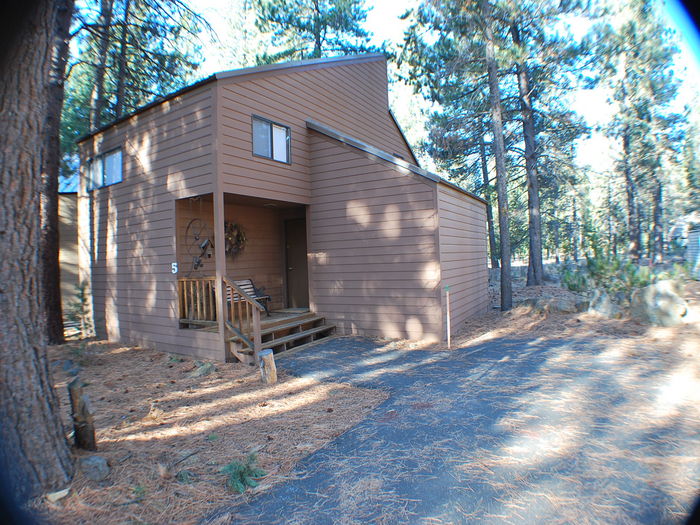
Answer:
(285, 218, 309, 308)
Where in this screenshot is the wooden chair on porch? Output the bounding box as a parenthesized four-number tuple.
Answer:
(226, 279, 271, 316)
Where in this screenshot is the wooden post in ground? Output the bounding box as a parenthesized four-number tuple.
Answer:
(68, 378, 96, 450)
(252, 308, 262, 365)
(446, 285, 451, 350)
(259, 349, 277, 384)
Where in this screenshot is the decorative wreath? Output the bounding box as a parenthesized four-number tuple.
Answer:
(224, 221, 247, 257)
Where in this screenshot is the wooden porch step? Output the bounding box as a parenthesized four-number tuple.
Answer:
(275, 335, 339, 359)
(264, 324, 335, 349)
(234, 324, 336, 355)
(260, 315, 325, 337)
(260, 312, 317, 332)
(227, 314, 323, 344)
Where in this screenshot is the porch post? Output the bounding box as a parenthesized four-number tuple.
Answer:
(213, 189, 227, 360)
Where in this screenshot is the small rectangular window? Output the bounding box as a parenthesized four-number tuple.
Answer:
(85, 148, 122, 190)
(104, 149, 122, 186)
(252, 116, 290, 163)
(87, 156, 103, 190)
(272, 125, 288, 162)
(252, 118, 271, 158)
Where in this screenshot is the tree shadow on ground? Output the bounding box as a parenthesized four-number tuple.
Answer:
(208, 332, 700, 524)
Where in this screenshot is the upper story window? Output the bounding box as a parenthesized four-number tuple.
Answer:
(87, 148, 122, 190)
(252, 116, 290, 164)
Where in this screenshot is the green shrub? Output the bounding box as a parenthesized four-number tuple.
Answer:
(220, 453, 266, 493)
(562, 268, 589, 292)
(561, 255, 686, 299)
(66, 281, 94, 338)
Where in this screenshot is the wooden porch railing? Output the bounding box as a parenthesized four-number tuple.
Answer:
(178, 277, 217, 325)
(222, 276, 264, 362)
(177, 276, 263, 362)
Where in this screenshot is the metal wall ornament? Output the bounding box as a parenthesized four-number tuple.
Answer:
(185, 218, 213, 270)
(224, 221, 247, 257)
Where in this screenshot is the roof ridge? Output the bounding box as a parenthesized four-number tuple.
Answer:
(215, 53, 385, 81)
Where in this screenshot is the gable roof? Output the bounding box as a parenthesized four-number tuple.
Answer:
(77, 53, 386, 144)
(306, 119, 486, 205)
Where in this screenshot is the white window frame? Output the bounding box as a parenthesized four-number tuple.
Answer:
(251, 115, 291, 164)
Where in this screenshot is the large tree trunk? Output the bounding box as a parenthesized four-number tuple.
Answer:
(480, 0, 512, 311)
(41, 0, 75, 345)
(553, 217, 560, 264)
(652, 179, 663, 263)
(622, 129, 641, 260)
(606, 181, 614, 257)
(0, 0, 74, 503)
(311, 0, 322, 58)
(572, 195, 579, 262)
(478, 132, 499, 269)
(511, 23, 544, 286)
(114, 0, 131, 118)
(89, 0, 114, 130)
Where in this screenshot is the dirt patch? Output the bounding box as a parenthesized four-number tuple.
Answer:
(34, 344, 387, 524)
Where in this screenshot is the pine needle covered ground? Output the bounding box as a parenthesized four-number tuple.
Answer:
(35, 342, 387, 524)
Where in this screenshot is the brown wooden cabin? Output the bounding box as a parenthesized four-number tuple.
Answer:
(77, 54, 488, 364)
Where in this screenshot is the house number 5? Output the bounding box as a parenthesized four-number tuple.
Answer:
(171, 262, 178, 274)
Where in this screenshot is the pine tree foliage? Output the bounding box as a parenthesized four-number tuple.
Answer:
(60, 0, 207, 177)
(254, 0, 376, 63)
(683, 121, 700, 213)
(601, 0, 686, 261)
(399, 0, 591, 274)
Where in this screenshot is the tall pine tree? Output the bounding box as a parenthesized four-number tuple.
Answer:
(254, 0, 375, 63)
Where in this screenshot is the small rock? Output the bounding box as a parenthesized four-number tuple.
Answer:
(588, 289, 622, 319)
(551, 298, 578, 313)
(79, 455, 110, 481)
(522, 297, 578, 314)
(62, 359, 75, 372)
(574, 299, 590, 312)
(46, 488, 70, 503)
(188, 362, 216, 378)
(631, 280, 688, 327)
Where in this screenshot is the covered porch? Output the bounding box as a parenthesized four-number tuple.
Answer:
(174, 192, 333, 363)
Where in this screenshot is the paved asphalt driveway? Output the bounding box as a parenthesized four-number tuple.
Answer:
(206, 336, 699, 524)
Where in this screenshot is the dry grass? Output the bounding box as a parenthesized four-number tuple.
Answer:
(34, 344, 387, 524)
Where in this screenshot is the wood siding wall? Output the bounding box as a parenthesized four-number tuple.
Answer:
(78, 84, 222, 360)
(216, 57, 414, 204)
(78, 56, 489, 357)
(175, 198, 285, 309)
(59, 193, 78, 313)
(436, 185, 489, 328)
(308, 132, 443, 342)
(176, 197, 216, 278)
(223, 204, 285, 310)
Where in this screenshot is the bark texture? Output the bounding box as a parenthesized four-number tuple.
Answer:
(622, 130, 641, 260)
(478, 132, 499, 269)
(0, 0, 74, 502)
(114, 0, 131, 118)
(89, 0, 114, 130)
(652, 180, 663, 263)
(481, 0, 512, 310)
(41, 0, 75, 344)
(511, 24, 544, 286)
